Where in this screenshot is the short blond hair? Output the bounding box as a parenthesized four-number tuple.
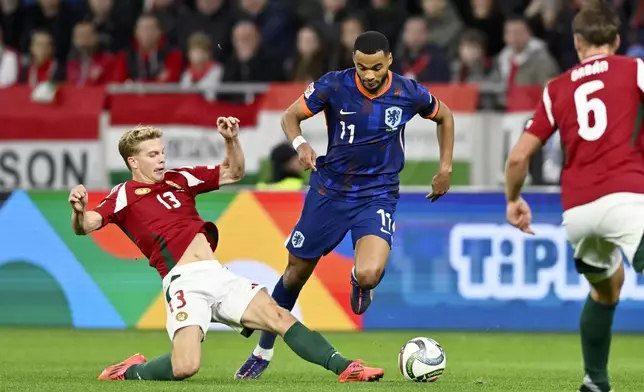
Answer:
(188, 32, 212, 54)
(118, 126, 163, 171)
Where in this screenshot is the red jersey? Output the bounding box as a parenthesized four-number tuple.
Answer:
(525, 54, 644, 210)
(93, 165, 221, 278)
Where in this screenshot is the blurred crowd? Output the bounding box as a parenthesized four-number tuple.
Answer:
(0, 0, 642, 92)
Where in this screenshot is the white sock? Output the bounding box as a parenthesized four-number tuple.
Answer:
(253, 345, 274, 361)
(352, 266, 357, 279)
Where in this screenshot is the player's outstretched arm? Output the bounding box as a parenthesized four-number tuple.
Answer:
(506, 86, 556, 203)
(504, 133, 542, 235)
(281, 98, 318, 171)
(69, 184, 103, 235)
(281, 98, 310, 143)
(217, 116, 245, 186)
(431, 100, 455, 173)
(504, 132, 543, 202)
(425, 100, 454, 202)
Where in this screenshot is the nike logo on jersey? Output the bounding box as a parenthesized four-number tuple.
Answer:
(340, 109, 356, 115)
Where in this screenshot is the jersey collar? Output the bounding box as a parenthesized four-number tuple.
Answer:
(354, 70, 393, 99)
(581, 54, 609, 63)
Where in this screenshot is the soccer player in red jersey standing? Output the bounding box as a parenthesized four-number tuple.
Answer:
(68, 117, 384, 383)
(505, 4, 644, 392)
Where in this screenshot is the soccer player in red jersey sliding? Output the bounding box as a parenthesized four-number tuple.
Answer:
(505, 5, 644, 392)
(68, 117, 384, 383)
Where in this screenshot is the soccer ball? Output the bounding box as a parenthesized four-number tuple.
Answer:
(398, 337, 446, 382)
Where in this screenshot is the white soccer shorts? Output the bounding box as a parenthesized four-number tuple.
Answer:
(161, 260, 264, 341)
(562, 192, 644, 282)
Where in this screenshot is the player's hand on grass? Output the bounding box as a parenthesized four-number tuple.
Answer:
(69, 184, 88, 213)
(217, 116, 240, 140)
(426, 168, 451, 202)
(506, 198, 535, 235)
(297, 142, 317, 171)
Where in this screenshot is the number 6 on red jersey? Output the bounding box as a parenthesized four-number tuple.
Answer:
(524, 55, 644, 210)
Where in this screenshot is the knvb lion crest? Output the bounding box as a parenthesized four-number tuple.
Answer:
(291, 231, 305, 249)
(385, 106, 403, 130)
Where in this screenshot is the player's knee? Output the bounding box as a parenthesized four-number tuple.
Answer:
(172, 356, 201, 380)
(588, 264, 624, 306)
(263, 303, 297, 336)
(355, 265, 384, 289)
(591, 287, 621, 306)
(282, 255, 317, 291)
(282, 271, 306, 292)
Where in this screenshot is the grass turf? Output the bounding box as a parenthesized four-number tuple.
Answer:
(1, 329, 642, 391)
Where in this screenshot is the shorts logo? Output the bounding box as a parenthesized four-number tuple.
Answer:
(304, 82, 315, 99)
(176, 311, 188, 322)
(135, 187, 151, 195)
(291, 231, 305, 248)
(251, 282, 259, 289)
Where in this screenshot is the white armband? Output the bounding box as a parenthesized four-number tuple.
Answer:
(292, 135, 307, 150)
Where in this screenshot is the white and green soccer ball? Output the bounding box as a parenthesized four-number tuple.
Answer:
(398, 337, 446, 382)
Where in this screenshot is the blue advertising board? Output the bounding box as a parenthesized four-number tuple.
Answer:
(343, 192, 644, 332)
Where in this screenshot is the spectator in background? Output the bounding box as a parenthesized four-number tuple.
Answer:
(221, 20, 283, 82)
(19, 29, 58, 86)
(524, 0, 562, 37)
(309, 0, 351, 44)
(468, 0, 505, 56)
(449, 0, 472, 22)
(329, 15, 363, 70)
(1, 0, 22, 49)
(420, 0, 464, 58)
(499, 0, 529, 15)
(392, 17, 450, 83)
(490, 17, 558, 102)
(84, 0, 131, 53)
(281, 0, 321, 25)
(285, 25, 328, 83)
(236, 0, 296, 61)
(147, 0, 185, 47)
(0, 27, 18, 87)
(257, 142, 305, 191)
(180, 32, 222, 88)
(524, 0, 579, 71)
(364, 0, 407, 54)
(112, 13, 183, 83)
(20, 0, 80, 64)
(451, 29, 491, 83)
(176, 0, 233, 61)
(66, 21, 115, 86)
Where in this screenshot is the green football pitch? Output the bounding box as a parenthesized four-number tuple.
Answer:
(1, 329, 642, 391)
